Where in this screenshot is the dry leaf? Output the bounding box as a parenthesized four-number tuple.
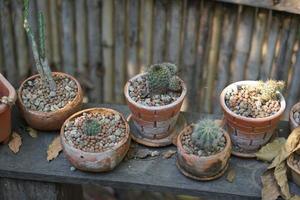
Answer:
(226, 168, 236, 183)
(274, 162, 291, 200)
(47, 136, 62, 161)
(8, 132, 22, 154)
(26, 127, 38, 138)
(162, 150, 176, 159)
(290, 195, 300, 200)
(261, 170, 280, 200)
(255, 138, 286, 162)
(286, 127, 300, 153)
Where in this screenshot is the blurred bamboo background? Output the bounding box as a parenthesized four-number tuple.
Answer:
(0, 0, 300, 117)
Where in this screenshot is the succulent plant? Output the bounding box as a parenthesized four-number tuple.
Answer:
(23, 0, 56, 96)
(191, 119, 223, 152)
(257, 80, 285, 102)
(147, 63, 181, 95)
(82, 119, 102, 136)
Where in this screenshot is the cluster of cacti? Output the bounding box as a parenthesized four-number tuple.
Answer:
(191, 119, 223, 152)
(82, 119, 102, 136)
(256, 80, 285, 102)
(147, 63, 181, 95)
(23, 0, 56, 96)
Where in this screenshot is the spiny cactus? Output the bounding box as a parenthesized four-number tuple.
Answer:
(191, 119, 223, 152)
(82, 119, 102, 136)
(23, 0, 56, 96)
(147, 63, 181, 95)
(257, 80, 285, 102)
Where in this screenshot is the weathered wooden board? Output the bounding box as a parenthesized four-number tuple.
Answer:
(0, 104, 299, 200)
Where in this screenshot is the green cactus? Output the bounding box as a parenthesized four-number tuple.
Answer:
(82, 119, 102, 136)
(23, 0, 56, 96)
(257, 80, 285, 102)
(191, 119, 223, 152)
(147, 63, 181, 95)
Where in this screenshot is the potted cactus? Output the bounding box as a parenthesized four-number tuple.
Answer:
(220, 80, 286, 157)
(289, 102, 300, 131)
(176, 119, 231, 180)
(0, 73, 17, 144)
(124, 63, 187, 146)
(17, 0, 83, 131)
(60, 108, 131, 172)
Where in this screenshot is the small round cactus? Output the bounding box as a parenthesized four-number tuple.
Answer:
(147, 63, 181, 95)
(82, 119, 101, 136)
(257, 80, 285, 102)
(191, 119, 223, 152)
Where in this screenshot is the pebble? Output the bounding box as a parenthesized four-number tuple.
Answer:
(294, 111, 300, 124)
(70, 166, 76, 171)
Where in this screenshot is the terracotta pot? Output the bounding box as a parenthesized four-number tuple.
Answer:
(220, 81, 286, 154)
(287, 154, 300, 187)
(61, 108, 131, 172)
(0, 73, 17, 143)
(17, 72, 83, 131)
(289, 102, 300, 131)
(176, 124, 232, 180)
(124, 73, 187, 140)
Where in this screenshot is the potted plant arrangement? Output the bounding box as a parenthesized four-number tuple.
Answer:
(220, 80, 286, 157)
(176, 119, 231, 180)
(289, 102, 300, 131)
(124, 63, 187, 147)
(60, 108, 130, 172)
(17, 0, 83, 130)
(0, 73, 17, 144)
(287, 153, 300, 187)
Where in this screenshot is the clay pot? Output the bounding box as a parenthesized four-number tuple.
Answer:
(289, 102, 300, 131)
(60, 108, 131, 172)
(287, 154, 300, 187)
(0, 73, 17, 143)
(17, 72, 83, 131)
(220, 81, 286, 155)
(124, 73, 187, 140)
(176, 124, 232, 180)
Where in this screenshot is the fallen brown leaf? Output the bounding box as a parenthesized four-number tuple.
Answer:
(226, 168, 236, 183)
(255, 138, 286, 162)
(26, 127, 38, 138)
(274, 162, 291, 200)
(162, 150, 176, 159)
(47, 136, 62, 161)
(261, 170, 280, 200)
(8, 132, 22, 154)
(290, 195, 300, 200)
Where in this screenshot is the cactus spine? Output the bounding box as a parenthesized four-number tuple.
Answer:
(82, 119, 102, 136)
(191, 119, 223, 152)
(23, 0, 56, 96)
(147, 63, 181, 95)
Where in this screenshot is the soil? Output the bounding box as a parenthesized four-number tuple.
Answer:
(293, 111, 300, 124)
(21, 74, 78, 112)
(181, 129, 226, 157)
(225, 85, 281, 118)
(64, 112, 127, 153)
(128, 75, 181, 106)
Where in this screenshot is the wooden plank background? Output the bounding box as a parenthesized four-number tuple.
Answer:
(0, 0, 300, 117)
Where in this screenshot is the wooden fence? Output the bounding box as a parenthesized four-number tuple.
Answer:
(0, 0, 300, 116)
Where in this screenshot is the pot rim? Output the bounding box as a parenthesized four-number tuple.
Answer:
(177, 124, 232, 161)
(290, 101, 300, 127)
(60, 107, 131, 155)
(0, 73, 17, 113)
(17, 72, 83, 116)
(287, 154, 300, 175)
(124, 73, 187, 110)
(220, 80, 286, 122)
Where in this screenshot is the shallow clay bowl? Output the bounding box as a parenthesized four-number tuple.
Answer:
(60, 107, 131, 172)
(17, 72, 83, 131)
(287, 154, 300, 187)
(176, 124, 232, 181)
(289, 102, 300, 131)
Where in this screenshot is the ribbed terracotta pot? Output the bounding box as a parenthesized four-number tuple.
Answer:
(176, 124, 232, 180)
(61, 108, 131, 172)
(287, 154, 300, 187)
(17, 72, 83, 131)
(220, 81, 286, 155)
(0, 73, 17, 144)
(289, 102, 300, 131)
(124, 73, 187, 140)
